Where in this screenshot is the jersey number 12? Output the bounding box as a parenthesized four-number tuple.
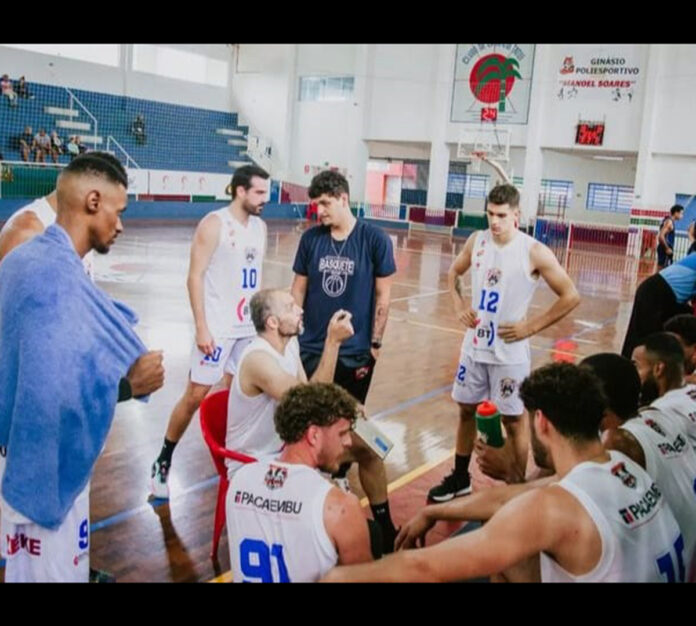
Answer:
(478, 289, 499, 313)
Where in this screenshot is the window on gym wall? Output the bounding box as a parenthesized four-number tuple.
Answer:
(2, 44, 120, 67)
(540, 179, 573, 209)
(586, 183, 633, 213)
(299, 76, 354, 102)
(463, 173, 489, 198)
(132, 45, 228, 87)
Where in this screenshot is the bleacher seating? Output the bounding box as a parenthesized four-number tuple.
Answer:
(0, 79, 251, 173)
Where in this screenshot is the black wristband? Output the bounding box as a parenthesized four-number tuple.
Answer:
(118, 377, 133, 402)
(371, 340, 382, 350)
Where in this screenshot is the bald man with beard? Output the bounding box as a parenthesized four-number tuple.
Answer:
(0, 153, 163, 582)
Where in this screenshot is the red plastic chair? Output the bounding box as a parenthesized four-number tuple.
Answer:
(199, 389, 256, 560)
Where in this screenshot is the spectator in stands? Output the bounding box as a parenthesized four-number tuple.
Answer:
(1, 74, 18, 107)
(16, 76, 33, 99)
(18, 126, 34, 162)
(66, 136, 80, 160)
(131, 114, 146, 145)
(76, 136, 87, 154)
(34, 129, 52, 163)
(50, 130, 63, 163)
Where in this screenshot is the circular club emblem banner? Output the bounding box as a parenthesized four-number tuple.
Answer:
(451, 44, 535, 124)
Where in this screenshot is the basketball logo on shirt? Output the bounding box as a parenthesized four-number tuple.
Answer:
(264, 465, 288, 490)
(499, 377, 516, 398)
(486, 268, 502, 287)
(319, 255, 355, 298)
(611, 462, 637, 489)
(245, 247, 258, 264)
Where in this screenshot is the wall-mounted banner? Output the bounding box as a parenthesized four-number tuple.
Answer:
(451, 44, 536, 124)
(556, 47, 641, 103)
(126, 168, 149, 195)
(149, 170, 232, 199)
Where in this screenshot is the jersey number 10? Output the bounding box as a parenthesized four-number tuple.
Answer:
(242, 268, 258, 289)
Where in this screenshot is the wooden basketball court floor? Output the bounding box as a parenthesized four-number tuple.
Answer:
(0, 219, 654, 582)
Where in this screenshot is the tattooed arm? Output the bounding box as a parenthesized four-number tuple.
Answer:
(371, 275, 392, 360)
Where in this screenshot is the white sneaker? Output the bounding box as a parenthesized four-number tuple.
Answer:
(150, 460, 170, 499)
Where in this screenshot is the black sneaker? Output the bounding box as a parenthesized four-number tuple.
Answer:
(427, 470, 472, 502)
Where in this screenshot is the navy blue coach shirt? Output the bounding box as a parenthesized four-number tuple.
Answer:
(293, 220, 396, 356)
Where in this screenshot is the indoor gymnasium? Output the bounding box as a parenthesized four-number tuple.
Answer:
(0, 44, 695, 583)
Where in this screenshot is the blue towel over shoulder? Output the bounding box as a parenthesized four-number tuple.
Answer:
(0, 224, 146, 529)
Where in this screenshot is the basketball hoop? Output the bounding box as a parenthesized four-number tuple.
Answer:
(457, 126, 510, 177)
(457, 127, 510, 162)
(470, 150, 486, 173)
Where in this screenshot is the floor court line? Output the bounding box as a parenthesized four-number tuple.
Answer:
(389, 316, 586, 359)
(89, 476, 219, 534)
(391, 289, 450, 303)
(263, 258, 448, 291)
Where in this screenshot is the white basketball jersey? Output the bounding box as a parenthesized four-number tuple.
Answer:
(203, 208, 266, 339)
(623, 409, 696, 581)
(648, 385, 696, 452)
(8, 196, 55, 229)
(227, 460, 337, 582)
(225, 336, 301, 478)
(462, 229, 539, 365)
(7, 197, 95, 279)
(540, 451, 684, 582)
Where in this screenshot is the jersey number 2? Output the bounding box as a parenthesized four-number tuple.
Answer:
(240, 538, 290, 583)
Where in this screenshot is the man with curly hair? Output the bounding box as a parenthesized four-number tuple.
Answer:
(226, 382, 373, 582)
(323, 363, 682, 583)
